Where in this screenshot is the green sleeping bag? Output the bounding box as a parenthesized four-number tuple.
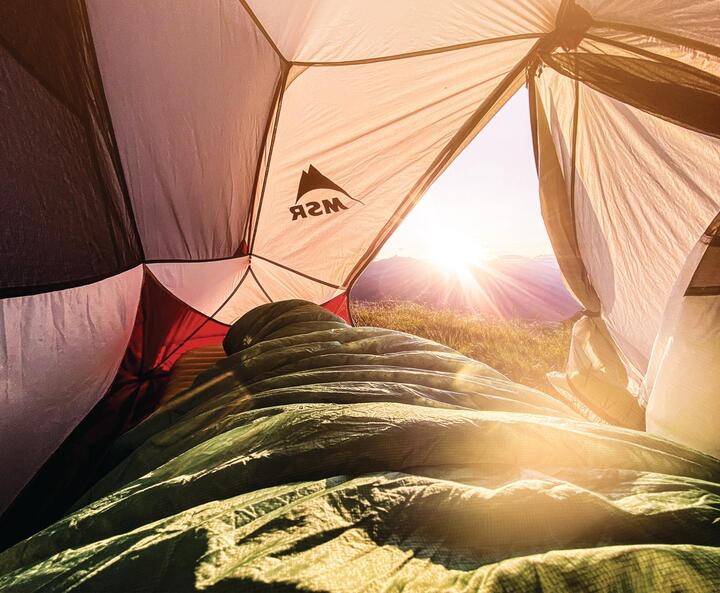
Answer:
(1, 300, 718, 592)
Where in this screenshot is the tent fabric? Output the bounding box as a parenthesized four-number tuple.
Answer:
(244, 0, 559, 63)
(576, 0, 720, 49)
(687, 212, 720, 296)
(533, 66, 720, 377)
(528, 71, 599, 310)
(251, 37, 537, 288)
(0, 1, 141, 296)
(580, 29, 720, 81)
(0, 266, 143, 516)
(2, 0, 720, 517)
(1, 301, 718, 591)
(644, 212, 720, 457)
(571, 85, 720, 374)
(0, 269, 228, 545)
(540, 51, 720, 138)
(86, 0, 283, 261)
(547, 315, 645, 430)
(147, 258, 253, 321)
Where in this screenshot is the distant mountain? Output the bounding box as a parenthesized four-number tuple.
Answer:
(351, 255, 580, 322)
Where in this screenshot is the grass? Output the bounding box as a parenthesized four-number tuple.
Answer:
(351, 301, 572, 391)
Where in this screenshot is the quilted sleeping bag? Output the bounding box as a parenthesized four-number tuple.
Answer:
(1, 301, 718, 592)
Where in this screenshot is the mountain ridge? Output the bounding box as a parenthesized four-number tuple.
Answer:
(351, 254, 580, 322)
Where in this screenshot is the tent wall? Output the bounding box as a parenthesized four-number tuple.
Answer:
(0, 266, 143, 514)
(577, 0, 720, 50)
(87, 0, 283, 261)
(645, 213, 720, 457)
(0, 0, 142, 297)
(530, 4, 720, 447)
(0, 269, 228, 546)
(533, 54, 720, 378)
(573, 83, 720, 373)
(529, 70, 599, 311)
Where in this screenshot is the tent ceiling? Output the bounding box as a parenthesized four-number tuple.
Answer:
(577, 0, 720, 50)
(88, 0, 283, 261)
(244, 0, 559, 63)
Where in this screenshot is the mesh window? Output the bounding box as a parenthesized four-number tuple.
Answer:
(0, 0, 141, 297)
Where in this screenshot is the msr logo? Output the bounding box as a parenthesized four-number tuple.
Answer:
(289, 165, 363, 221)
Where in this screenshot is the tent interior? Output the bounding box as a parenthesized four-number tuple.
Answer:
(1, 0, 719, 588)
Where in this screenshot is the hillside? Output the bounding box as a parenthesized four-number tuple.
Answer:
(352, 302, 571, 391)
(351, 255, 580, 322)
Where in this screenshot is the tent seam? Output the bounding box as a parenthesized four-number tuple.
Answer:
(148, 266, 250, 371)
(235, 0, 288, 64)
(569, 77, 580, 230)
(252, 255, 344, 290)
(249, 267, 273, 303)
(342, 37, 546, 290)
(145, 255, 250, 265)
(242, 72, 286, 250)
(291, 33, 544, 67)
(79, 0, 146, 262)
(248, 66, 290, 254)
(592, 20, 720, 59)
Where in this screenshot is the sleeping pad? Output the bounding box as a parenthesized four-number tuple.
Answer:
(1, 300, 718, 592)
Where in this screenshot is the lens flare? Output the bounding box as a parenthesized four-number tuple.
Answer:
(427, 233, 488, 281)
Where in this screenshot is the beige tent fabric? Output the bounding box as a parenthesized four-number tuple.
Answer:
(535, 65, 720, 375)
(251, 258, 342, 307)
(645, 217, 720, 457)
(252, 39, 536, 288)
(533, 25, 720, 419)
(148, 259, 285, 325)
(577, 0, 720, 49)
(532, 67, 638, 421)
(0, 266, 143, 514)
(579, 31, 720, 79)
(573, 85, 720, 374)
(148, 259, 250, 320)
(245, 0, 559, 63)
(530, 69, 599, 310)
(87, 0, 282, 260)
(547, 315, 644, 430)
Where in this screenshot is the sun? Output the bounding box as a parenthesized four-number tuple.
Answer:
(426, 232, 489, 279)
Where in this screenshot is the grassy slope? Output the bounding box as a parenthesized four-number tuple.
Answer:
(351, 301, 571, 391)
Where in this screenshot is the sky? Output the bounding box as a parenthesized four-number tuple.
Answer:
(378, 87, 553, 262)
